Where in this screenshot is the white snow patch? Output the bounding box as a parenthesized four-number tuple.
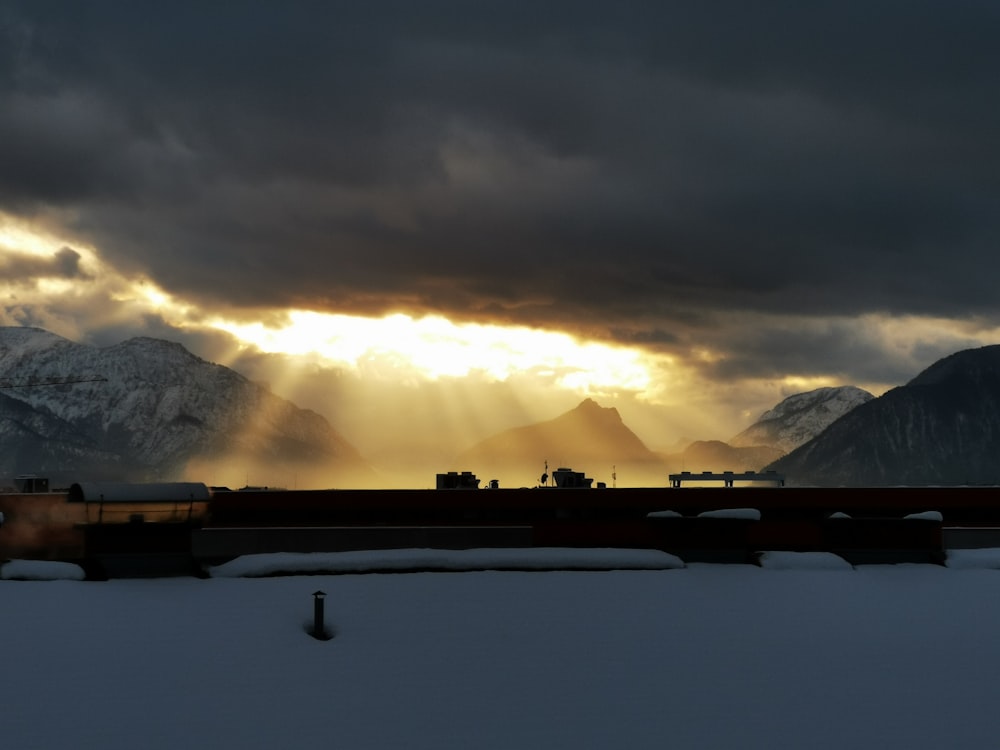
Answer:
(208, 547, 686, 577)
(1, 559, 87, 580)
(757, 551, 853, 570)
(697, 508, 761, 520)
(905, 511, 943, 521)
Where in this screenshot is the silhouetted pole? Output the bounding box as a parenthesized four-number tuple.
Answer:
(312, 590, 326, 639)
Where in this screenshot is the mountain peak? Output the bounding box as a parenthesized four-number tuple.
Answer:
(456, 398, 658, 486)
(731, 385, 873, 454)
(570, 398, 621, 422)
(0, 326, 76, 356)
(908, 345, 1000, 388)
(768, 345, 1000, 486)
(0, 327, 372, 487)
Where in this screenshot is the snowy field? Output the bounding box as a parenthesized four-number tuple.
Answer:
(4, 549, 1000, 750)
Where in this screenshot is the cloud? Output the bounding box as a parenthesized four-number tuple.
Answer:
(0, 245, 91, 281)
(1, 0, 999, 410)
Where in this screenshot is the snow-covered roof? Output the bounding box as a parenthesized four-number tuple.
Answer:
(697, 508, 762, 521)
(6, 550, 1000, 749)
(905, 510, 944, 521)
(68, 482, 211, 503)
(1, 559, 86, 580)
(208, 548, 686, 577)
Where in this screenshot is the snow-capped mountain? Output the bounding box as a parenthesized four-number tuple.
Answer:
(767, 346, 1000, 486)
(730, 386, 874, 454)
(0, 327, 372, 487)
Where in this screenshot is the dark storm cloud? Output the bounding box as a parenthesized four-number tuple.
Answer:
(688, 318, 970, 387)
(3, 1, 1000, 361)
(0, 245, 90, 281)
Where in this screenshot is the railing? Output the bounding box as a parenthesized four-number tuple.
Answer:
(668, 470, 786, 488)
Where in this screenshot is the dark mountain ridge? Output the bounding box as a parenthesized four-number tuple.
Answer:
(768, 345, 1000, 486)
(671, 440, 784, 473)
(456, 398, 665, 486)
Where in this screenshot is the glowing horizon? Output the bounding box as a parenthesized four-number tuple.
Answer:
(208, 310, 658, 395)
(0, 216, 677, 422)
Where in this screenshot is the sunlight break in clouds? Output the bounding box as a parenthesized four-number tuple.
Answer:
(0, 220, 56, 258)
(210, 310, 655, 394)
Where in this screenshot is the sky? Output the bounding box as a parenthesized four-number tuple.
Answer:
(6, 551, 1000, 749)
(2, 1, 1000, 457)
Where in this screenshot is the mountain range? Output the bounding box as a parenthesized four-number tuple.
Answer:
(455, 398, 664, 487)
(768, 345, 1000, 486)
(0, 327, 372, 488)
(3, 325, 999, 488)
(453, 385, 870, 487)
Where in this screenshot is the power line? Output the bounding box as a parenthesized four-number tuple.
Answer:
(0, 376, 107, 390)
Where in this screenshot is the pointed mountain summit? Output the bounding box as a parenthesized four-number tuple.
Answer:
(455, 398, 664, 487)
(731, 386, 874, 454)
(767, 345, 1000, 486)
(0, 327, 373, 488)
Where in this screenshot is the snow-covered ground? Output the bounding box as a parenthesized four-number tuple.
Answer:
(4, 548, 1000, 750)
